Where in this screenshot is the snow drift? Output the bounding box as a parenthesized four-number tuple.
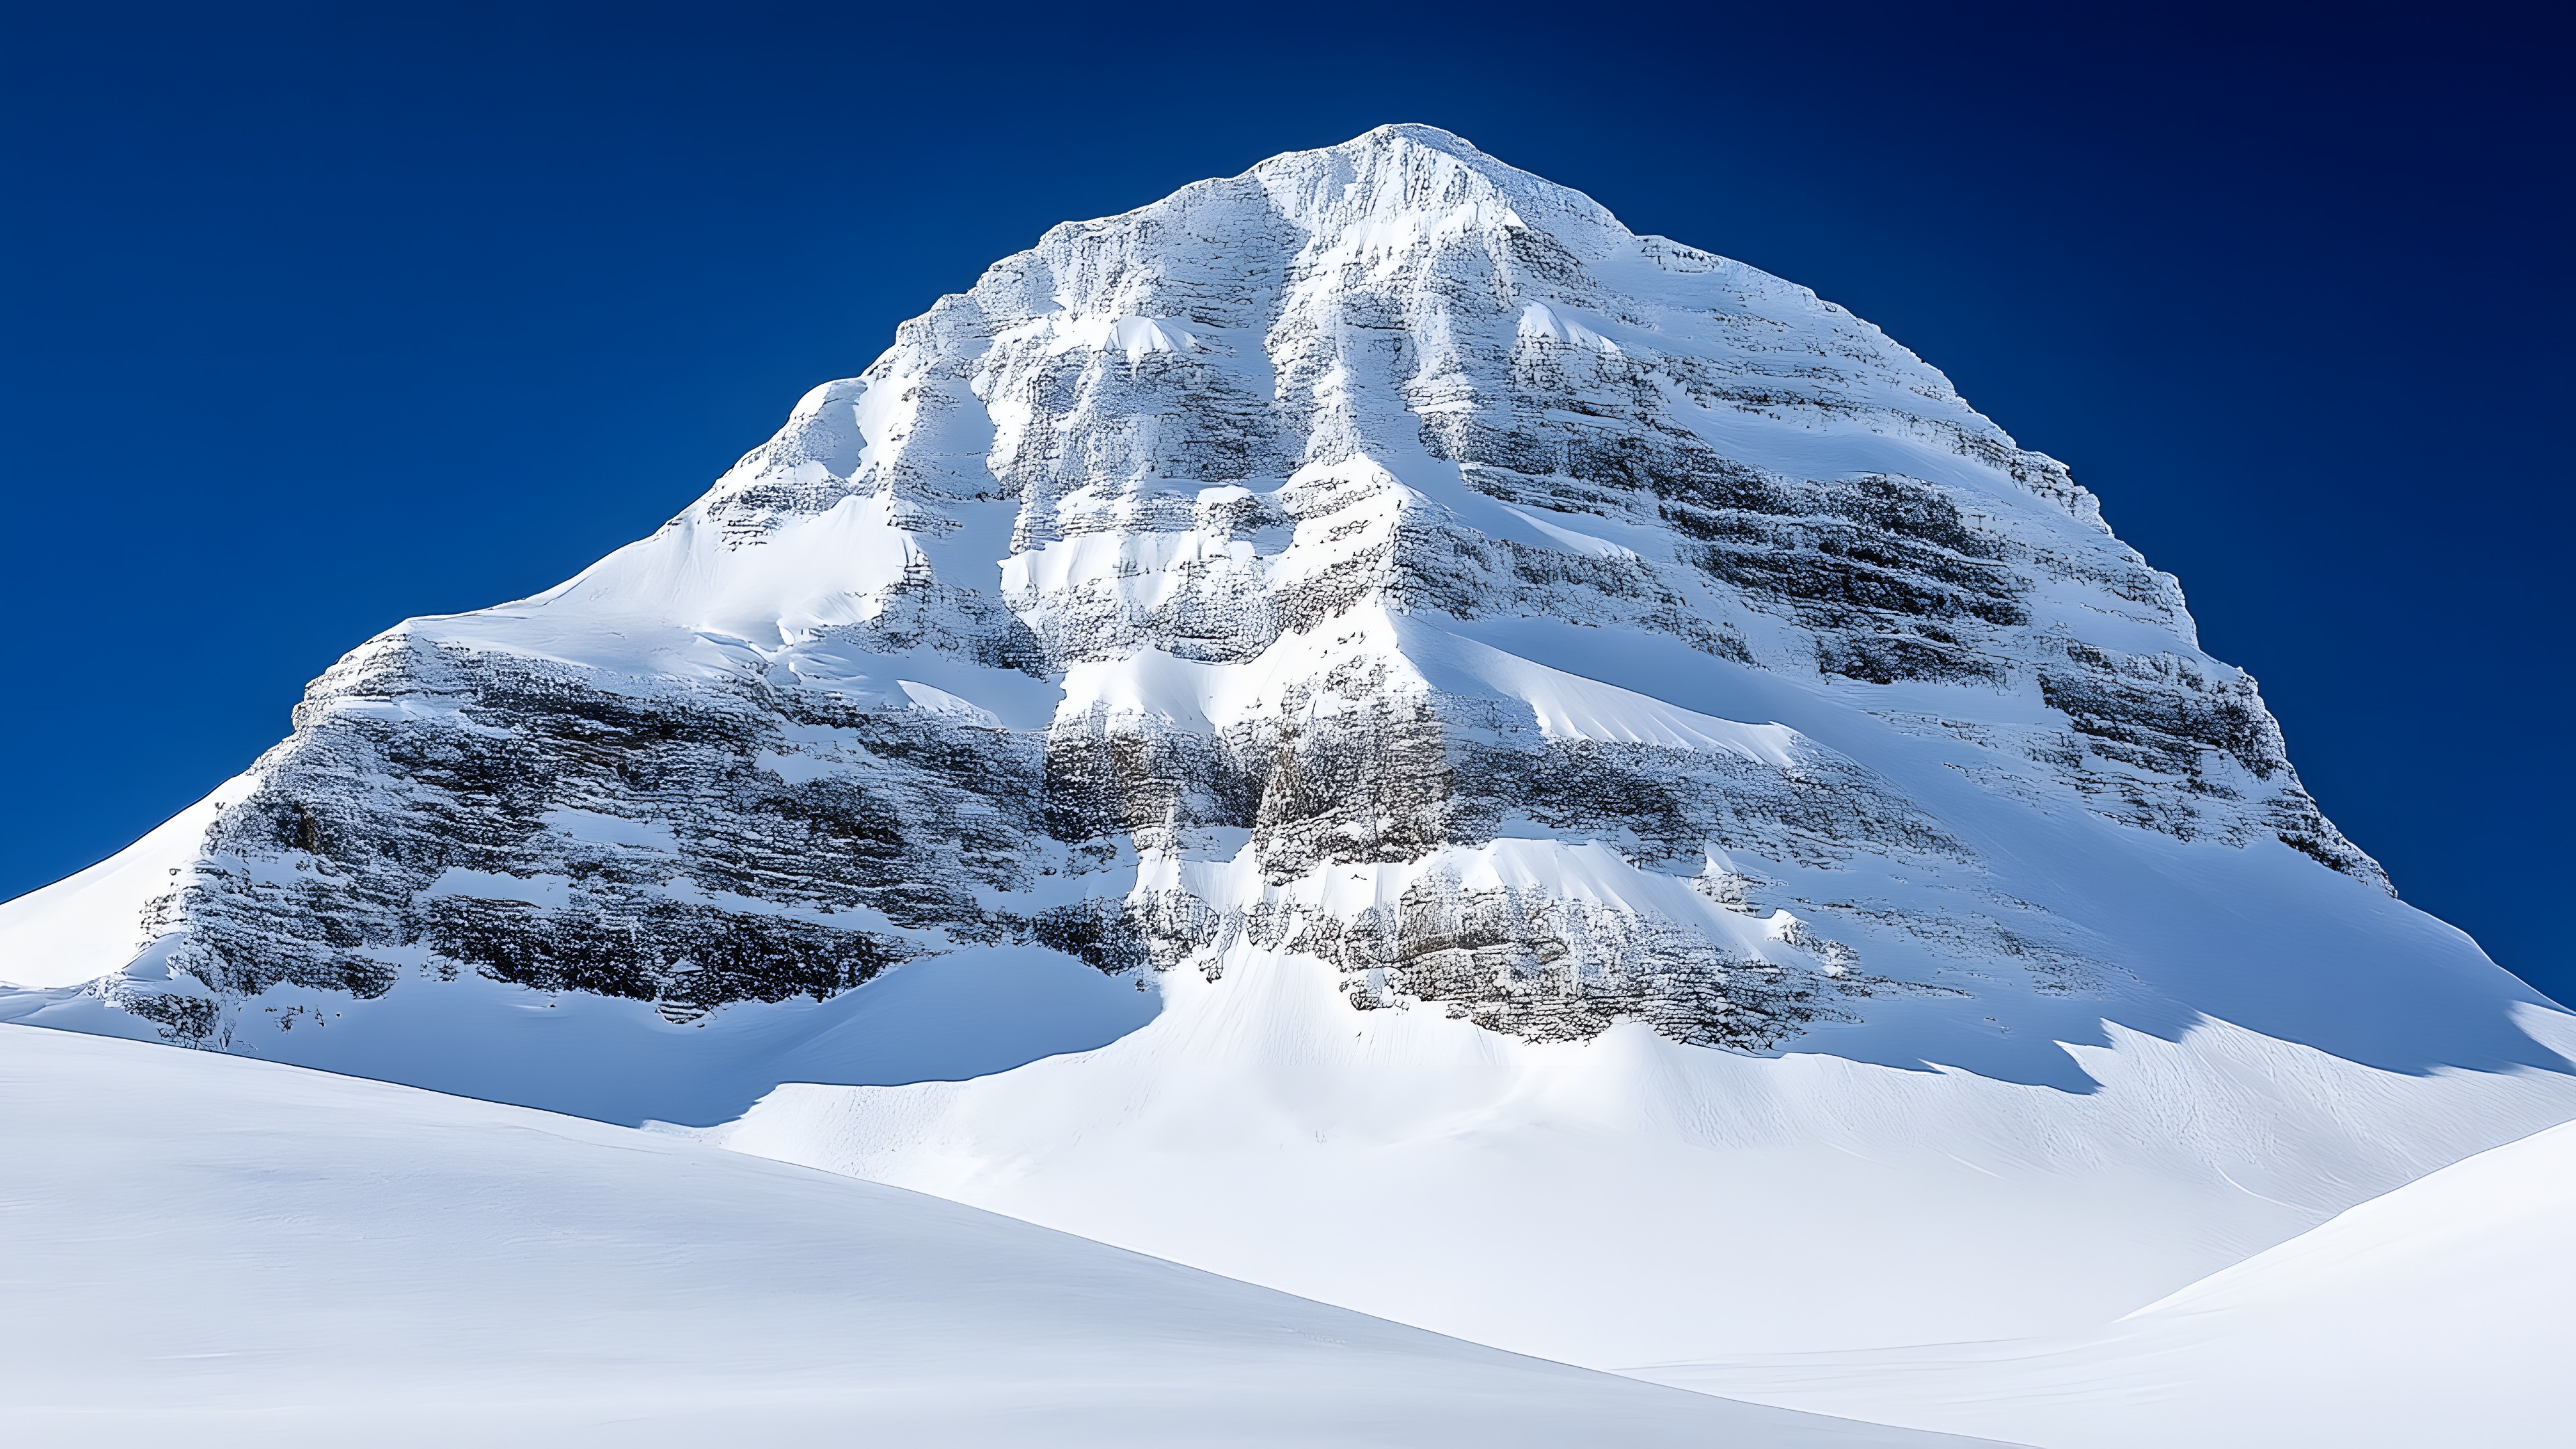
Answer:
(1632, 1114, 2576, 1446)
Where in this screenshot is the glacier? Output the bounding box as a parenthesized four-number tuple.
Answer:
(4, 123, 2571, 1379)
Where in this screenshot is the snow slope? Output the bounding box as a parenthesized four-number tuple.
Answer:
(1630, 1116, 2576, 1447)
(6, 123, 2575, 1375)
(0, 774, 254, 987)
(0, 1024, 1989, 1448)
(705, 962, 2576, 1368)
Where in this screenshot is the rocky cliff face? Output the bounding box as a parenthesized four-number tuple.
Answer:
(53, 125, 2383, 1062)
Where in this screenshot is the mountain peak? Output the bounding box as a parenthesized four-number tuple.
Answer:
(3, 126, 2502, 1069)
(7, 123, 2570, 1373)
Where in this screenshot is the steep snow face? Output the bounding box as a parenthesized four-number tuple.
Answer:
(1631, 1112, 2576, 1447)
(0, 1024, 1994, 1448)
(3, 124, 2571, 1361)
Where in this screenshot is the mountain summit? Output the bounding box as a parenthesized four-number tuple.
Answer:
(6, 125, 2569, 1364)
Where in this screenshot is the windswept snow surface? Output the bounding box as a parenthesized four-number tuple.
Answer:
(7, 123, 2576, 1377)
(1629, 1115, 2576, 1447)
(0, 1025, 1992, 1448)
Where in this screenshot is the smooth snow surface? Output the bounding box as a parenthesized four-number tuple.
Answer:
(0, 1025, 1991, 1448)
(706, 970, 2576, 1367)
(1631, 1116, 2576, 1448)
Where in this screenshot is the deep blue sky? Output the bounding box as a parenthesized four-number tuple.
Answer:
(4, 4, 2568, 998)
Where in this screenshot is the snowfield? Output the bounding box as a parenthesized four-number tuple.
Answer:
(1631, 1114, 2576, 1447)
(702, 953, 2576, 1368)
(0, 1024, 1990, 1447)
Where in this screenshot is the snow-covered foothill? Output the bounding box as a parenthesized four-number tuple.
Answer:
(0, 1024, 1994, 1448)
(1629, 1114, 2576, 1447)
(704, 971, 2576, 1368)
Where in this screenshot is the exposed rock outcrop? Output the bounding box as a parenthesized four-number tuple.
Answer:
(51, 125, 2381, 1061)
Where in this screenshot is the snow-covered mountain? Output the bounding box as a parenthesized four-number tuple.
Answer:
(5, 124, 2571, 1371)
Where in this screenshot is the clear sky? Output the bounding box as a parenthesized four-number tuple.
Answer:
(3, 3, 2567, 1000)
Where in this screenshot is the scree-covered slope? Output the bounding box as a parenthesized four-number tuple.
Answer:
(4, 124, 2571, 1368)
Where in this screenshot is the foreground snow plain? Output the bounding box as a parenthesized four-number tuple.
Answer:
(1633, 1115, 2576, 1447)
(0, 1024, 1990, 1448)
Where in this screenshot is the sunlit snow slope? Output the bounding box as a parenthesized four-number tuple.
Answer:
(1631, 1116, 2576, 1448)
(707, 985, 2576, 1366)
(5, 124, 2573, 1370)
(0, 1024, 1990, 1448)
